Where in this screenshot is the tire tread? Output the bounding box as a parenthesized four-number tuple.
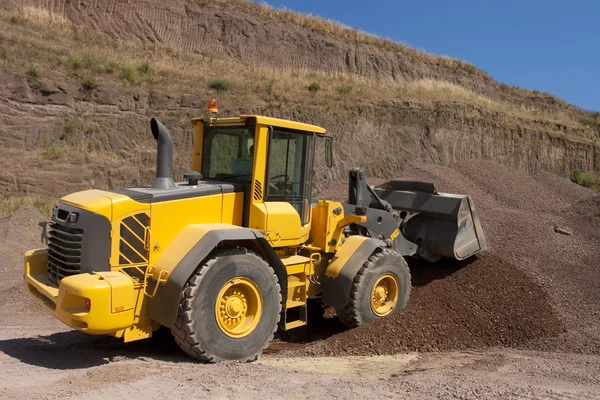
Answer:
(336, 248, 411, 328)
(170, 248, 282, 363)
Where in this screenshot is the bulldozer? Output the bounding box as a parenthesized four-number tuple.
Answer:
(24, 101, 486, 362)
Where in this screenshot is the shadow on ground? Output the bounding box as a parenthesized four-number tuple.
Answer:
(0, 328, 185, 370)
(408, 256, 474, 287)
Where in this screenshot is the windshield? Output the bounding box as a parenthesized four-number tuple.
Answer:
(201, 125, 254, 182)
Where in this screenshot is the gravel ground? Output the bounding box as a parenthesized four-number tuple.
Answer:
(1, 161, 600, 398)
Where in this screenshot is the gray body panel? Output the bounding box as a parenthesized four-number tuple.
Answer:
(147, 228, 288, 328)
(47, 203, 111, 284)
(342, 203, 417, 257)
(321, 237, 386, 309)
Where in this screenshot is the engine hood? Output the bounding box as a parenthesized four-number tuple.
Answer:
(59, 189, 127, 220)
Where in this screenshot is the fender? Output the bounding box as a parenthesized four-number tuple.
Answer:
(321, 235, 386, 309)
(146, 223, 287, 327)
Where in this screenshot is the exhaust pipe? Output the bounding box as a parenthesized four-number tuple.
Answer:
(150, 118, 176, 190)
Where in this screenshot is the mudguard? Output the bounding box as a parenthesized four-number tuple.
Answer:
(321, 235, 386, 309)
(146, 223, 287, 327)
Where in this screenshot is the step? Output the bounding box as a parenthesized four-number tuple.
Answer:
(286, 300, 305, 308)
(285, 320, 306, 330)
(288, 281, 306, 289)
(286, 263, 308, 275)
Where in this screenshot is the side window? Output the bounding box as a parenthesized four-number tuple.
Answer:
(266, 129, 314, 224)
(201, 127, 254, 182)
(206, 134, 239, 177)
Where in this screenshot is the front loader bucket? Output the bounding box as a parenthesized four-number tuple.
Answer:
(373, 180, 487, 261)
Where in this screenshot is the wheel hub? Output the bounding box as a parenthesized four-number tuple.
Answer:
(370, 273, 400, 317)
(225, 296, 244, 318)
(215, 278, 262, 338)
(373, 286, 388, 305)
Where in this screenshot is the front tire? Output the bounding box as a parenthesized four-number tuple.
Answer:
(170, 248, 282, 363)
(336, 248, 411, 328)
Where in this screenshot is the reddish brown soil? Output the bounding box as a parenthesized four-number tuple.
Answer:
(279, 160, 600, 357)
(291, 254, 562, 357)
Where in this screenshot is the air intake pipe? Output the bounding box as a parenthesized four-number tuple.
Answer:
(150, 118, 176, 190)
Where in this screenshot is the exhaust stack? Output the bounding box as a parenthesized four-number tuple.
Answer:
(150, 118, 176, 190)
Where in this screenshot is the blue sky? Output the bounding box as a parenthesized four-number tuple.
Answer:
(262, 0, 599, 111)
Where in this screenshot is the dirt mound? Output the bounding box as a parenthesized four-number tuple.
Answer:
(291, 160, 600, 357)
(293, 254, 561, 357)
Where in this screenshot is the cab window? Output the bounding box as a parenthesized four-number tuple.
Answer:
(201, 126, 254, 182)
(266, 129, 314, 224)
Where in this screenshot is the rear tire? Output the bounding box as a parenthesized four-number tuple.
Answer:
(170, 248, 282, 363)
(336, 248, 411, 328)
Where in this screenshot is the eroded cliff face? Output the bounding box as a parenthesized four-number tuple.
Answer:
(0, 0, 598, 198)
(4, 0, 591, 117)
(0, 69, 597, 197)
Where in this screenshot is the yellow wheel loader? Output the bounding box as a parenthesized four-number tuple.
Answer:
(24, 103, 486, 362)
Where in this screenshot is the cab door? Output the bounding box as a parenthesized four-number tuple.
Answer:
(249, 126, 315, 247)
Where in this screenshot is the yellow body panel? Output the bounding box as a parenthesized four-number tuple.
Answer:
(61, 189, 145, 221)
(25, 249, 136, 334)
(325, 235, 371, 278)
(191, 115, 326, 134)
(60, 190, 114, 219)
(251, 124, 270, 202)
(308, 200, 345, 252)
(221, 192, 244, 225)
(250, 202, 309, 247)
(148, 194, 223, 263)
(150, 223, 239, 280)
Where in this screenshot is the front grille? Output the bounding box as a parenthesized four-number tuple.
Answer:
(47, 223, 83, 284)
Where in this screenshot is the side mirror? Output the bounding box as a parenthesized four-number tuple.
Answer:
(325, 136, 333, 168)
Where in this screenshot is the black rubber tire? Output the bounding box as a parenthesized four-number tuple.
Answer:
(336, 248, 411, 328)
(170, 248, 282, 363)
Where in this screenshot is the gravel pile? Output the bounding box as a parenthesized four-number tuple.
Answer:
(286, 160, 600, 356)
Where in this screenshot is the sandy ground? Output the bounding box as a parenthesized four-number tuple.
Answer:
(2, 318, 600, 399)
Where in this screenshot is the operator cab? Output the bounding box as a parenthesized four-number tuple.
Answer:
(191, 100, 332, 246)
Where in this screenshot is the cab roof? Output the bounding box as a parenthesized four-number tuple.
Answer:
(191, 115, 326, 134)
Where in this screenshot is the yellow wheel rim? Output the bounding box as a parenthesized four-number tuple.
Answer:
(215, 277, 263, 338)
(370, 273, 399, 317)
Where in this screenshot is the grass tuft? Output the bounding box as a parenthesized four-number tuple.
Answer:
(208, 79, 229, 91)
(570, 168, 598, 188)
(337, 84, 352, 95)
(26, 65, 40, 77)
(39, 137, 68, 160)
(81, 77, 97, 91)
(265, 82, 273, 96)
(10, 7, 71, 33)
(138, 62, 150, 74)
(308, 82, 321, 93)
(121, 63, 139, 84)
